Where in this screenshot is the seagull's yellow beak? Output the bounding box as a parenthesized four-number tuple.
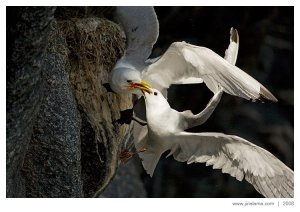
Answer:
(129, 80, 152, 94)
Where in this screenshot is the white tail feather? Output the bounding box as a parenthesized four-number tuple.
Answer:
(139, 151, 163, 177)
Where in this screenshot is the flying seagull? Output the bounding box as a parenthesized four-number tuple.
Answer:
(135, 87, 293, 198)
(109, 6, 277, 102)
(121, 27, 239, 162)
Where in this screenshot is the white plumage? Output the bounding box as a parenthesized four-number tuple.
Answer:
(110, 6, 277, 102)
(110, 6, 293, 198)
(136, 88, 293, 198)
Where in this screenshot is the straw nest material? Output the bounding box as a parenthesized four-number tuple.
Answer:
(57, 17, 132, 195)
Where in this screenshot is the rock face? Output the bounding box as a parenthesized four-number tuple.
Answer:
(7, 7, 144, 198)
(100, 157, 147, 198)
(59, 17, 133, 197)
(21, 26, 83, 197)
(7, 6, 57, 197)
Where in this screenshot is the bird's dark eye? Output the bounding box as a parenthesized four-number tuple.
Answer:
(154, 92, 157, 96)
(127, 80, 132, 83)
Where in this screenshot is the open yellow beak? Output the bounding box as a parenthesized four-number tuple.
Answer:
(129, 80, 152, 94)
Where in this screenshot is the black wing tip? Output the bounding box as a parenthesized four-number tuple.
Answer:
(258, 86, 278, 103)
(230, 27, 239, 43)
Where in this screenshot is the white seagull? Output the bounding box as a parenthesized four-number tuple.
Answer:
(123, 25, 241, 165)
(109, 6, 277, 103)
(135, 88, 293, 198)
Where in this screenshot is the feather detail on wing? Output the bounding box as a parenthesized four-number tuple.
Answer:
(115, 6, 159, 64)
(172, 77, 204, 84)
(167, 132, 293, 198)
(143, 42, 277, 102)
(146, 27, 238, 86)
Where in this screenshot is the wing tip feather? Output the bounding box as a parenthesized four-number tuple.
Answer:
(230, 27, 239, 43)
(259, 86, 278, 103)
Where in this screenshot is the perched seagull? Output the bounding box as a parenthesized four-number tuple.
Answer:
(135, 88, 293, 198)
(109, 6, 277, 102)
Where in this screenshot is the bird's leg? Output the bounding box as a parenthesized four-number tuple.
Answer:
(120, 148, 147, 164)
(132, 116, 148, 126)
(116, 109, 147, 126)
(186, 87, 224, 129)
(117, 95, 148, 126)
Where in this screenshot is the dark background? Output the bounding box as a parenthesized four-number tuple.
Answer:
(138, 6, 294, 198)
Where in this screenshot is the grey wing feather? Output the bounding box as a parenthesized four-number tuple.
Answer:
(168, 132, 293, 198)
(115, 6, 159, 64)
(143, 42, 277, 102)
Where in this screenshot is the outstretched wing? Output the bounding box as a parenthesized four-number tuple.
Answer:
(167, 131, 293, 198)
(180, 88, 223, 130)
(115, 6, 159, 64)
(143, 42, 277, 102)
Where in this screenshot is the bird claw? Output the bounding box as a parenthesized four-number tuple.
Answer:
(120, 148, 147, 165)
(120, 150, 134, 165)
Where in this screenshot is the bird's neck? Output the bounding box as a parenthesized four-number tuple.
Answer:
(146, 106, 181, 138)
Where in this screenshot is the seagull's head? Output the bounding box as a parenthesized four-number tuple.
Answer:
(110, 63, 152, 95)
(142, 88, 170, 110)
